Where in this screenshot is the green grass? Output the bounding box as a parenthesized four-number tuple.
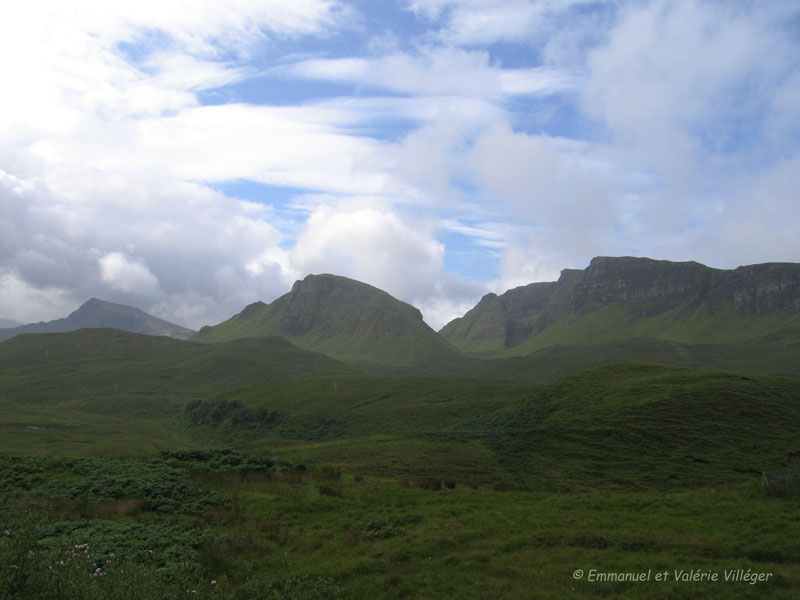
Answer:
(2, 327, 800, 597)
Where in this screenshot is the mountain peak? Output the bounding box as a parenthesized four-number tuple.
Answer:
(0, 298, 195, 343)
(193, 274, 457, 367)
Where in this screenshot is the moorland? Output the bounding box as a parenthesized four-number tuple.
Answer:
(1, 256, 799, 599)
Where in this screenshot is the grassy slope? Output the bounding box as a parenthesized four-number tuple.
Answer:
(467, 329, 800, 383)
(502, 302, 800, 356)
(2, 328, 798, 492)
(0, 329, 360, 456)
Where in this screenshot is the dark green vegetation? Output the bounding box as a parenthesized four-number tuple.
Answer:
(2, 256, 800, 597)
(0, 298, 195, 343)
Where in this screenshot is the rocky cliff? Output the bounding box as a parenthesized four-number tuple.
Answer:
(440, 256, 800, 355)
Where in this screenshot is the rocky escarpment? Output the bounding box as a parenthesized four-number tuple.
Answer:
(440, 256, 800, 355)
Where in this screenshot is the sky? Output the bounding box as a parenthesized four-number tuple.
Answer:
(1, 0, 799, 331)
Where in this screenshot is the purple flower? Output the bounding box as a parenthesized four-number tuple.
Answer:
(211, 580, 217, 585)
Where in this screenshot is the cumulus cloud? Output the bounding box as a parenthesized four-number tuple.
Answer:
(288, 204, 486, 328)
(292, 207, 439, 297)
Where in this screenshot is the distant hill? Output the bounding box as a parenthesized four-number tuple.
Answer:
(0, 298, 196, 342)
(0, 318, 22, 329)
(440, 256, 800, 356)
(193, 274, 464, 368)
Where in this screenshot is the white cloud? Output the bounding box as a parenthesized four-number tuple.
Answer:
(282, 47, 574, 98)
(583, 0, 798, 180)
(99, 252, 161, 296)
(407, 0, 601, 46)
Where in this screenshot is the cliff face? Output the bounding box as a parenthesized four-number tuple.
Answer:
(564, 257, 714, 312)
(440, 256, 800, 355)
(726, 263, 800, 316)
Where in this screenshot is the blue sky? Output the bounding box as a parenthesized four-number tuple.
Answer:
(1, 0, 799, 329)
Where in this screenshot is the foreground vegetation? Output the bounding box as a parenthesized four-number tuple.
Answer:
(2, 453, 799, 599)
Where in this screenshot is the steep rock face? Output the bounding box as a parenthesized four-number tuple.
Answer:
(726, 263, 800, 316)
(564, 257, 714, 313)
(440, 256, 800, 354)
(193, 274, 462, 367)
(0, 298, 195, 342)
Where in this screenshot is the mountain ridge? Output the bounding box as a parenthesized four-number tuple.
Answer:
(440, 256, 800, 356)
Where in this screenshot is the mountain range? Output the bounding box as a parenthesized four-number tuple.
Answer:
(0, 256, 798, 379)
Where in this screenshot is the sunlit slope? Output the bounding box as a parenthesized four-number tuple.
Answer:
(193, 274, 465, 368)
(0, 298, 195, 342)
(441, 257, 800, 357)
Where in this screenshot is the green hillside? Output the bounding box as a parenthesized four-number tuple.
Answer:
(193, 274, 464, 368)
(0, 298, 195, 342)
(429, 363, 800, 490)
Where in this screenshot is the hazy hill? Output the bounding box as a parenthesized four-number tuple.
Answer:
(0, 298, 196, 342)
(193, 274, 464, 368)
(0, 318, 22, 329)
(440, 256, 800, 356)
